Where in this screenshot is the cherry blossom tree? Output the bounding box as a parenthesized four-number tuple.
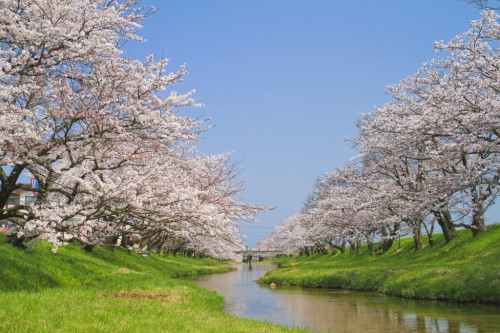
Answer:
(0, 0, 267, 257)
(352, 103, 447, 247)
(260, 213, 315, 256)
(344, 10, 500, 246)
(381, 10, 500, 237)
(265, 10, 500, 254)
(263, 165, 411, 256)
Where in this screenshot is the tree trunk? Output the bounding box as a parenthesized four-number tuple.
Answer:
(470, 185, 487, 236)
(120, 234, 128, 247)
(422, 220, 435, 246)
(380, 226, 394, 253)
(356, 239, 362, 256)
(7, 234, 36, 248)
(103, 235, 121, 251)
(413, 227, 423, 250)
(155, 243, 164, 255)
(316, 244, 328, 255)
(382, 238, 394, 253)
(330, 241, 346, 254)
(82, 244, 94, 253)
(367, 240, 375, 256)
(471, 201, 485, 237)
(349, 241, 356, 254)
(434, 210, 455, 243)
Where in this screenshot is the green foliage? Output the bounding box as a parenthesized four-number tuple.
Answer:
(259, 226, 500, 304)
(0, 236, 308, 332)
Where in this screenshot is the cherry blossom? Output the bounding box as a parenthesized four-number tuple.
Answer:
(0, 0, 268, 258)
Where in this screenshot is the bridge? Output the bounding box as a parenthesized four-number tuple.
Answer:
(234, 249, 283, 262)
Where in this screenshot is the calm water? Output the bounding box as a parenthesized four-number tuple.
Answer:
(188, 264, 500, 333)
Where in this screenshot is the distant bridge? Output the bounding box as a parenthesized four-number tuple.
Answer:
(234, 250, 283, 262)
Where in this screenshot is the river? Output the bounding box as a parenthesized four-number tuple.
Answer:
(188, 263, 500, 333)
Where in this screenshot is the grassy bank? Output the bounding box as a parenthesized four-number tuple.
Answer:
(0, 236, 307, 333)
(258, 225, 500, 304)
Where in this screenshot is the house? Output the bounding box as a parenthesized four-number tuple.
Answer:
(1, 186, 38, 233)
(5, 187, 38, 208)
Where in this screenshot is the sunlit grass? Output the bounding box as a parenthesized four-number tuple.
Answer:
(0, 236, 309, 332)
(259, 225, 500, 304)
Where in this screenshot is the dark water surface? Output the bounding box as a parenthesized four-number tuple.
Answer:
(188, 264, 500, 333)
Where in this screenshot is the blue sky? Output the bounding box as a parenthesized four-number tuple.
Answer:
(129, 1, 488, 248)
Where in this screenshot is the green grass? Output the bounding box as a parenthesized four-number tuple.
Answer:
(0, 236, 308, 333)
(258, 225, 500, 304)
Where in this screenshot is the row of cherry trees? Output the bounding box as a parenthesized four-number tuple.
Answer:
(0, 0, 267, 259)
(260, 10, 500, 256)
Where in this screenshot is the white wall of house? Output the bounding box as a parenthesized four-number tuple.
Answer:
(7, 188, 37, 207)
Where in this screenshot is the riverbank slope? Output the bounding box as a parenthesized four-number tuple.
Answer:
(0, 235, 307, 333)
(258, 225, 500, 304)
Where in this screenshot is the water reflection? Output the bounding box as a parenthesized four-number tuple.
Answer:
(189, 264, 500, 333)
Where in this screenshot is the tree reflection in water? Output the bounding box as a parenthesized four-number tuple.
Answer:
(189, 264, 500, 333)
